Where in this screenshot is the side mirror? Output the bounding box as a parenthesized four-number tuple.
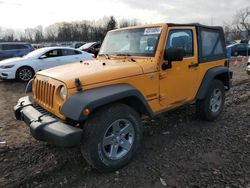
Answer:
(162, 48, 185, 70)
(89, 47, 95, 53)
(39, 55, 47, 59)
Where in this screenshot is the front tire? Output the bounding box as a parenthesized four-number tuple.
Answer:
(196, 80, 225, 121)
(16, 66, 34, 82)
(81, 103, 143, 172)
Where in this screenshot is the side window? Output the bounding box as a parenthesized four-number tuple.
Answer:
(0, 45, 2, 50)
(62, 49, 76, 56)
(201, 30, 223, 57)
(45, 49, 61, 58)
(166, 30, 193, 57)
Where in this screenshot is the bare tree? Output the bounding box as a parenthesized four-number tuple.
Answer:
(0, 16, 144, 43)
(24, 28, 35, 42)
(45, 24, 59, 42)
(0, 27, 2, 39)
(119, 18, 141, 28)
(2, 29, 15, 41)
(106, 16, 117, 31)
(34, 25, 43, 43)
(234, 6, 250, 37)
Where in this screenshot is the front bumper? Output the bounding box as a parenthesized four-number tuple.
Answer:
(0, 68, 16, 79)
(14, 96, 82, 147)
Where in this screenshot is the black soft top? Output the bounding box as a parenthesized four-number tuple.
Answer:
(167, 23, 223, 30)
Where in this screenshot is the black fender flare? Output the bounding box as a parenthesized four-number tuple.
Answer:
(196, 66, 232, 100)
(60, 84, 154, 121)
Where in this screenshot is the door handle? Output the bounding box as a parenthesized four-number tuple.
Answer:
(188, 63, 199, 68)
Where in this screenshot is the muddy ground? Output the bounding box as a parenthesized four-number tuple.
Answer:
(0, 58, 249, 188)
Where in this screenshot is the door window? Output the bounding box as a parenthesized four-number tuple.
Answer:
(166, 30, 193, 57)
(44, 49, 61, 58)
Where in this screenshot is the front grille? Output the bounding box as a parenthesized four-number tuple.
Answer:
(33, 79, 56, 109)
(33, 103, 59, 119)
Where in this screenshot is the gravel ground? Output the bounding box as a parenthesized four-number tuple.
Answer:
(0, 58, 249, 188)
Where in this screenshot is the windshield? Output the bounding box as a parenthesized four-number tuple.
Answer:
(24, 48, 46, 58)
(79, 42, 95, 50)
(99, 27, 162, 57)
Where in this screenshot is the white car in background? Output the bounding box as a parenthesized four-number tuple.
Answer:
(0, 47, 94, 81)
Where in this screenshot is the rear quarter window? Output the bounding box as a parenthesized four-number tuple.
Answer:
(198, 27, 226, 63)
(62, 49, 80, 56)
(74, 50, 82, 54)
(201, 31, 223, 57)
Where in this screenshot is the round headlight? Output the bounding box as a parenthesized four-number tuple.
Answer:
(60, 86, 67, 100)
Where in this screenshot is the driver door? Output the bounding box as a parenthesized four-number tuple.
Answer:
(38, 49, 63, 71)
(159, 27, 199, 108)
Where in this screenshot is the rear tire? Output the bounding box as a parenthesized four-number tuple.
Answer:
(16, 66, 34, 82)
(81, 103, 143, 172)
(196, 80, 225, 121)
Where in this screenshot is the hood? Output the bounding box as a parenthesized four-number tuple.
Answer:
(37, 59, 144, 88)
(0, 57, 25, 66)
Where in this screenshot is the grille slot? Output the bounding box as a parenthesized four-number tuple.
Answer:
(33, 79, 55, 108)
(33, 103, 59, 119)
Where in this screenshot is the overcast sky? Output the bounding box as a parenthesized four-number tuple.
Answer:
(0, 0, 249, 29)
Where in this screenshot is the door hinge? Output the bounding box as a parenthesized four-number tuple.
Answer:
(159, 72, 167, 80)
(188, 63, 199, 68)
(159, 94, 165, 101)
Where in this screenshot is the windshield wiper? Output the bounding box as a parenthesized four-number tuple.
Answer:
(114, 53, 131, 56)
(114, 53, 137, 62)
(99, 54, 110, 59)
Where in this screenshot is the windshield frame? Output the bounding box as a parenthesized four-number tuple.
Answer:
(99, 27, 162, 57)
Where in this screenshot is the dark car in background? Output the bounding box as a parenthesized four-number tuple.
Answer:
(0, 42, 34, 61)
(71, 42, 86, 49)
(226, 40, 237, 46)
(78, 42, 101, 57)
(227, 43, 250, 56)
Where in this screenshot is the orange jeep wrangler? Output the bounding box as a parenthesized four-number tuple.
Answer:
(14, 23, 232, 172)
